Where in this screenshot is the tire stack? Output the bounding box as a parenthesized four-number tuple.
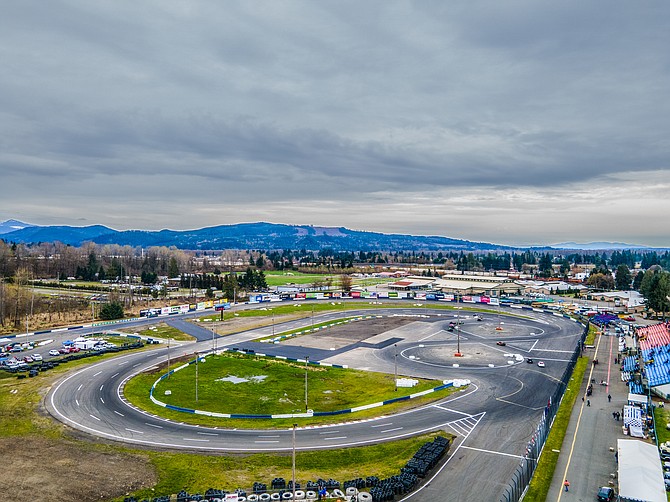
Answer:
(204, 488, 227, 500)
(253, 482, 268, 494)
(271, 478, 287, 490)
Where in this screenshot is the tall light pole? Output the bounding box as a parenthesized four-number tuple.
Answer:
(195, 352, 199, 403)
(212, 328, 216, 351)
(272, 309, 275, 338)
(292, 423, 297, 502)
(311, 303, 314, 330)
(394, 344, 398, 392)
(305, 356, 309, 412)
(167, 337, 171, 378)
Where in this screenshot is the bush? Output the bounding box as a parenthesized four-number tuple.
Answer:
(99, 301, 125, 320)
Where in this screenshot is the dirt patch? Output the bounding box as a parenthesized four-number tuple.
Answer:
(0, 436, 156, 502)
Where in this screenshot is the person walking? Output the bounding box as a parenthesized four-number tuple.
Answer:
(587, 399, 590, 407)
(564, 479, 570, 492)
(608, 394, 612, 402)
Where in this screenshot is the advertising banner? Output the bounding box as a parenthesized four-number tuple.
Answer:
(161, 307, 171, 315)
(489, 297, 500, 306)
(480, 296, 491, 304)
(462, 295, 474, 303)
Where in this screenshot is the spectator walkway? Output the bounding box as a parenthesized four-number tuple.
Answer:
(547, 331, 628, 501)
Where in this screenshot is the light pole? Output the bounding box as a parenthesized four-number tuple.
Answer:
(305, 356, 309, 412)
(292, 423, 297, 502)
(394, 344, 398, 391)
(212, 328, 216, 351)
(195, 352, 199, 403)
(167, 338, 171, 378)
(311, 303, 314, 330)
(272, 309, 275, 338)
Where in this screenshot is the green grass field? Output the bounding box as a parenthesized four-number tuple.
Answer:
(264, 271, 338, 286)
(122, 322, 195, 342)
(124, 352, 459, 428)
(119, 431, 453, 501)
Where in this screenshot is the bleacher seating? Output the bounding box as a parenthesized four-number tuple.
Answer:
(622, 323, 670, 387)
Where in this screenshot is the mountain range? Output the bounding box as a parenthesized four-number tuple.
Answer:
(0, 220, 510, 252)
(0, 220, 658, 252)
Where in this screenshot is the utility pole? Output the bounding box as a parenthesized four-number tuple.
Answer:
(394, 344, 398, 391)
(167, 338, 171, 378)
(305, 356, 309, 412)
(195, 352, 199, 403)
(292, 423, 297, 502)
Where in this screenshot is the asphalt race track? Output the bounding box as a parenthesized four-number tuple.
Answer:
(45, 303, 584, 501)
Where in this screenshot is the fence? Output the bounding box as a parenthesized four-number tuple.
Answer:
(499, 322, 589, 502)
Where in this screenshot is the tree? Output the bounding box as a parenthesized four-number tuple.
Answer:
(99, 301, 124, 320)
(538, 253, 554, 278)
(587, 273, 615, 290)
(167, 257, 180, 278)
(338, 274, 353, 293)
(614, 264, 632, 291)
(205, 288, 215, 299)
(633, 270, 645, 290)
(640, 270, 670, 318)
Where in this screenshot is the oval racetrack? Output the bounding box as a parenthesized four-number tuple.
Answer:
(45, 305, 585, 500)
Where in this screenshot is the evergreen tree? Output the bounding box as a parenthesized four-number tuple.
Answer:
(615, 264, 632, 291)
(99, 301, 124, 320)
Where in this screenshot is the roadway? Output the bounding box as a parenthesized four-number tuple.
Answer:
(44, 303, 585, 501)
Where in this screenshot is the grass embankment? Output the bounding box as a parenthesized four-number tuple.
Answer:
(522, 356, 589, 502)
(585, 323, 599, 345)
(121, 322, 195, 342)
(121, 431, 452, 501)
(125, 352, 458, 428)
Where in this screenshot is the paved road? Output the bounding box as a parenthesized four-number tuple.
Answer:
(547, 329, 629, 501)
(45, 304, 585, 501)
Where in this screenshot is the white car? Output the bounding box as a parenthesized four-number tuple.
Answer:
(32, 353, 43, 361)
(537, 361, 546, 368)
(48, 349, 60, 357)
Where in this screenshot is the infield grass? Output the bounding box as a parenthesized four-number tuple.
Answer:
(124, 352, 460, 428)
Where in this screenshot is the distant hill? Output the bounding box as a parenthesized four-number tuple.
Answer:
(1, 224, 117, 246)
(550, 241, 651, 250)
(1, 221, 511, 252)
(0, 219, 34, 235)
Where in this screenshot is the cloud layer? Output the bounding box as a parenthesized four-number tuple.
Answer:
(1, 1, 669, 246)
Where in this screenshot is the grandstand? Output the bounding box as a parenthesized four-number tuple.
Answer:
(633, 322, 670, 388)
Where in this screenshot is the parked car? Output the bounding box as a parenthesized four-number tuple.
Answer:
(23, 356, 33, 363)
(537, 361, 545, 368)
(32, 353, 42, 361)
(58, 348, 69, 354)
(48, 349, 60, 357)
(597, 486, 615, 501)
(496, 341, 506, 346)
(526, 358, 533, 364)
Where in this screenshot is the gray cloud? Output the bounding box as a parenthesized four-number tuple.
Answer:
(1, 0, 669, 246)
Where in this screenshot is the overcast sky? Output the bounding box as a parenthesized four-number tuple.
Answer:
(1, 1, 669, 247)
